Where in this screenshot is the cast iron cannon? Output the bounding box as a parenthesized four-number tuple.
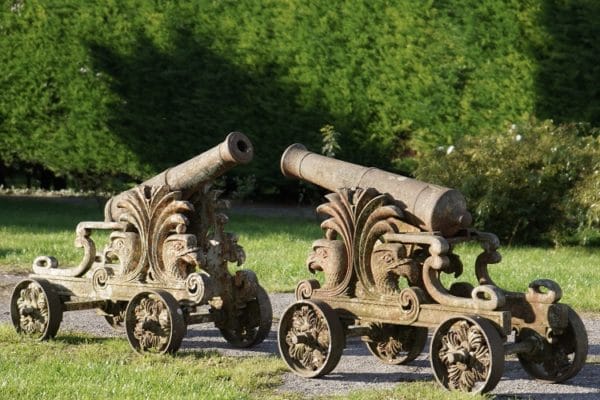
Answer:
(277, 144, 588, 393)
(10, 132, 272, 354)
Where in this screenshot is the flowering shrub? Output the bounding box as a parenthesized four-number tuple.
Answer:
(416, 118, 600, 245)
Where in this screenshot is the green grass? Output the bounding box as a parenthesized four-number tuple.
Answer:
(0, 325, 285, 399)
(0, 323, 487, 400)
(0, 195, 599, 312)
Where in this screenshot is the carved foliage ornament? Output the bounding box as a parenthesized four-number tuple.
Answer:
(438, 320, 491, 391)
(15, 282, 49, 335)
(132, 296, 172, 351)
(109, 185, 200, 285)
(308, 187, 411, 298)
(285, 304, 331, 372)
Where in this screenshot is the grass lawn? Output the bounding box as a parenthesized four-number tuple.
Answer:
(0, 195, 598, 312)
(0, 195, 596, 399)
(0, 325, 482, 400)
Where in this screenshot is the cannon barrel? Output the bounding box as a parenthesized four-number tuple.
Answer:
(105, 132, 253, 222)
(281, 144, 472, 236)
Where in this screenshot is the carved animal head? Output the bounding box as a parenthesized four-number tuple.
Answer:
(371, 243, 407, 273)
(162, 234, 200, 279)
(306, 239, 346, 274)
(104, 231, 141, 271)
(371, 242, 421, 290)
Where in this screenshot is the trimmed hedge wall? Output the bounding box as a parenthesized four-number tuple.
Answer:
(1, 0, 598, 197)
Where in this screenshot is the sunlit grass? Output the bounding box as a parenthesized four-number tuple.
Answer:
(441, 243, 600, 312)
(0, 196, 598, 311)
(0, 325, 284, 400)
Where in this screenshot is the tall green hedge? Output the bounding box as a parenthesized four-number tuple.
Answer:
(1, 0, 598, 196)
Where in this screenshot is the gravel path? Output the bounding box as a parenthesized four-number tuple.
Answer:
(1, 273, 598, 399)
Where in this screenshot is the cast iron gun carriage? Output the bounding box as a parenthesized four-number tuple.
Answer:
(10, 132, 272, 354)
(277, 144, 588, 393)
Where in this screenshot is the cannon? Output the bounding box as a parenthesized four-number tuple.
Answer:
(277, 144, 588, 393)
(10, 132, 272, 354)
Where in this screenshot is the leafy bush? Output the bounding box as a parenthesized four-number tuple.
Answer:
(415, 118, 600, 245)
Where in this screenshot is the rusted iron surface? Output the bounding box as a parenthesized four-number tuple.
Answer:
(281, 143, 472, 236)
(10, 132, 272, 354)
(277, 144, 588, 394)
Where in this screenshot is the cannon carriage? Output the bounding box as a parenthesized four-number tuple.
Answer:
(277, 144, 588, 393)
(10, 133, 272, 354)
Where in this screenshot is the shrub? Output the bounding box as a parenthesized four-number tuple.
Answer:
(415, 118, 600, 245)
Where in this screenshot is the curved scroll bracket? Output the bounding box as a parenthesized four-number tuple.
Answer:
(383, 232, 505, 311)
(33, 221, 126, 277)
(525, 279, 563, 304)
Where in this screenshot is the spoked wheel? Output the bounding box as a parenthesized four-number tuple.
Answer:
(365, 323, 428, 365)
(277, 299, 345, 378)
(101, 300, 128, 330)
(430, 316, 504, 394)
(220, 285, 273, 348)
(517, 306, 588, 382)
(125, 290, 186, 354)
(10, 278, 63, 340)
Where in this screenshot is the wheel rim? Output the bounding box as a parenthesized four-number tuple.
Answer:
(517, 306, 588, 382)
(365, 323, 428, 365)
(277, 299, 344, 378)
(430, 316, 504, 393)
(220, 285, 273, 348)
(10, 278, 62, 340)
(125, 290, 186, 354)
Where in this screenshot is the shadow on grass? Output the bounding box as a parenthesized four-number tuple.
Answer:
(55, 333, 117, 347)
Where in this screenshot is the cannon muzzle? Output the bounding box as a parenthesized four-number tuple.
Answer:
(105, 132, 253, 221)
(281, 144, 471, 236)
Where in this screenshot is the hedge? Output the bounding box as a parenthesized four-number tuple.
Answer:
(1, 0, 598, 198)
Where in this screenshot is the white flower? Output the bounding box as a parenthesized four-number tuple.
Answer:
(446, 145, 455, 155)
(79, 67, 89, 74)
(515, 134, 522, 141)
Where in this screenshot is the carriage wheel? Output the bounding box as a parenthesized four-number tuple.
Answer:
(102, 301, 128, 330)
(10, 278, 63, 340)
(430, 316, 504, 394)
(277, 299, 345, 378)
(365, 323, 428, 365)
(517, 306, 588, 382)
(125, 290, 186, 354)
(220, 285, 273, 348)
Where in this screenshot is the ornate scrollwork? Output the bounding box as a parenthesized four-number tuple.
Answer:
(439, 320, 490, 391)
(284, 304, 331, 371)
(111, 185, 200, 285)
(309, 187, 412, 298)
(15, 282, 50, 335)
(433, 318, 503, 393)
(185, 272, 211, 304)
(131, 295, 173, 351)
(398, 287, 424, 323)
(295, 279, 321, 300)
(92, 267, 110, 291)
(525, 279, 563, 304)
